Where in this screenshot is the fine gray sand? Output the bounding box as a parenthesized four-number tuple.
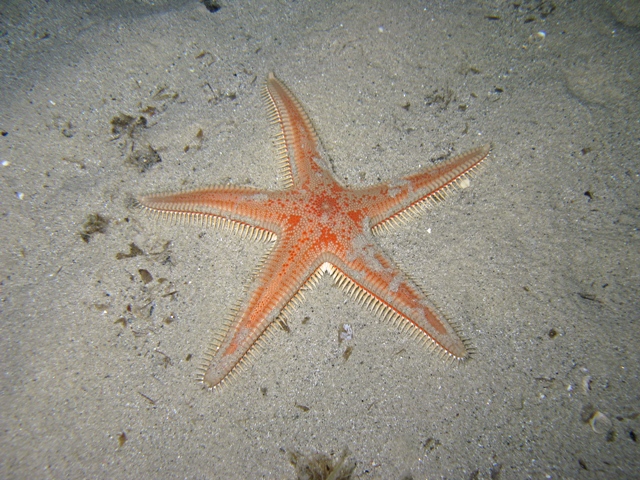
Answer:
(1, 1, 638, 478)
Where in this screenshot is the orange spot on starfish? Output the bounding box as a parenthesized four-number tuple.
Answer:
(138, 72, 490, 389)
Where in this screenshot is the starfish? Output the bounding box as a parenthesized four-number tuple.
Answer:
(138, 73, 490, 389)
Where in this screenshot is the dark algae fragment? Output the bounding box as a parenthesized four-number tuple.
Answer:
(79, 213, 109, 242)
(201, 0, 221, 13)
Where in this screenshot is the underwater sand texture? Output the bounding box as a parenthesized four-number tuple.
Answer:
(1, 0, 638, 478)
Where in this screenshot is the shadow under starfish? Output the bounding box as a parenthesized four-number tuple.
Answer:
(137, 72, 490, 389)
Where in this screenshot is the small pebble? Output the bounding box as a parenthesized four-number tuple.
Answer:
(590, 411, 612, 434)
(340, 324, 353, 342)
(458, 177, 471, 189)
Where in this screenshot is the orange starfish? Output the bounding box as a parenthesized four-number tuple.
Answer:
(138, 73, 490, 389)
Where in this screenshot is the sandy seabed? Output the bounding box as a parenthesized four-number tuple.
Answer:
(1, 1, 638, 478)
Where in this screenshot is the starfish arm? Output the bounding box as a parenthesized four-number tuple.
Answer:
(330, 235, 467, 359)
(361, 144, 490, 230)
(200, 235, 325, 388)
(264, 72, 329, 188)
(137, 186, 284, 237)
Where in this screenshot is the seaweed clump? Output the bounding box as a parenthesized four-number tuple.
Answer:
(288, 448, 355, 480)
(79, 213, 109, 242)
